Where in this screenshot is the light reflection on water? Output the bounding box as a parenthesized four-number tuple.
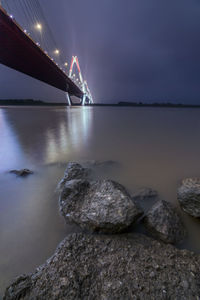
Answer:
(0, 106, 200, 296)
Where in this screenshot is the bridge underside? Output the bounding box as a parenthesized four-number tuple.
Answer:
(0, 6, 83, 99)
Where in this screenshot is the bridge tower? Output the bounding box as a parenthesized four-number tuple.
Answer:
(68, 56, 93, 106)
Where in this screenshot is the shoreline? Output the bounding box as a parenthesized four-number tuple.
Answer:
(1, 104, 200, 109)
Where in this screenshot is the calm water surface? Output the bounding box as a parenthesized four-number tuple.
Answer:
(1, 106, 200, 296)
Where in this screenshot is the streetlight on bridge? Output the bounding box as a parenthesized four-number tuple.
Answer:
(35, 23, 42, 32)
(54, 49, 60, 55)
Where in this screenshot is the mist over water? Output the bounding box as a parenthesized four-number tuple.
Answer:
(1, 106, 200, 295)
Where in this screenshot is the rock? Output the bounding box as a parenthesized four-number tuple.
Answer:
(59, 179, 143, 233)
(83, 160, 119, 168)
(9, 169, 33, 177)
(132, 187, 158, 213)
(57, 162, 90, 192)
(132, 187, 158, 201)
(143, 200, 186, 244)
(177, 178, 200, 218)
(4, 233, 200, 300)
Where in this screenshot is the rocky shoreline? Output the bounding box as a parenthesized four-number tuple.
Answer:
(4, 162, 200, 299)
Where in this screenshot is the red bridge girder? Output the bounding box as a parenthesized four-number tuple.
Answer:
(0, 6, 83, 98)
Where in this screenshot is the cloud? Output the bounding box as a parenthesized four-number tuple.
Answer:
(1, 0, 200, 103)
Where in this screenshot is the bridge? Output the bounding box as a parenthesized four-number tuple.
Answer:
(0, 2, 93, 105)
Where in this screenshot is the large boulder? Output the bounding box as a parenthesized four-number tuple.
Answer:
(4, 233, 200, 300)
(177, 178, 200, 218)
(59, 179, 143, 233)
(143, 200, 186, 244)
(57, 162, 90, 191)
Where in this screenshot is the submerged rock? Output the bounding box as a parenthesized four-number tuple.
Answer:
(143, 200, 186, 244)
(4, 233, 200, 300)
(83, 160, 120, 168)
(57, 162, 90, 191)
(60, 179, 143, 233)
(177, 178, 200, 218)
(9, 169, 33, 177)
(132, 187, 158, 201)
(132, 187, 158, 213)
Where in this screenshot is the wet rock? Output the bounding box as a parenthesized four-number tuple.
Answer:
(132, 187, 158, 214)
(83, 160, 119, 168)
(60, 179, 143, 233)
(132, 187, 158, 201)
(177, 178, 200, 218)
(4, 233, 200, 300)
(143, 200, 186, 244)
(57, 162, 90, 192)
(9, 169, 33, 177)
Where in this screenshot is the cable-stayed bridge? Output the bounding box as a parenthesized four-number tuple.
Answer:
(0, 0, 93, 105)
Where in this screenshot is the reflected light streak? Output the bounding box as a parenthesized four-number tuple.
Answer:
(0, 109, 23, 172)
(45, 107, 93, 163)
(67, 107, 93, 149)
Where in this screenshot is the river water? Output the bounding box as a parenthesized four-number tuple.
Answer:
(1, 106, 200, 296)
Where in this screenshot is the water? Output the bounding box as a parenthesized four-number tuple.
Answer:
(1, 106, 200, 296)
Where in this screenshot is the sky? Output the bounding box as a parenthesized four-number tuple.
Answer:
(1, 0, 200, 104)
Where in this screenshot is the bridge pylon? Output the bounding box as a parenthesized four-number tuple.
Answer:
(69, 56, 93, 106)
(66, 92, 72, 106)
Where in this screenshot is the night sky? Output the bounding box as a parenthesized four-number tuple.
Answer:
(1, 0, 200, 104)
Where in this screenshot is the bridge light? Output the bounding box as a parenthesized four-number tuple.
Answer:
(64, 62, 68, 67)
(54, 49, 60, 55)
(35, 23, 42, 31)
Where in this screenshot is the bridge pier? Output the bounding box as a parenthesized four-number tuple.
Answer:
(66, 92, 85, 106)
(82, 94, 87, 106)
(66, 92, 72, 106)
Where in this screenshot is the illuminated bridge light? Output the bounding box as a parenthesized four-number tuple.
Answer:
(35, 23, 42, 31)
(64, 62, 68, 67)
(54, 49, 60, 55)
(10, 15, 13, 19)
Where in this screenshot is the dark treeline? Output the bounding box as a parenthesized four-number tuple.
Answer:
(93, 101, 200, 108)
(1, 99, 200, 108)
(0, 99, 66, 106)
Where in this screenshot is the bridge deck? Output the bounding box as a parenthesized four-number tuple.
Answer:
(0, 6, 83, 98)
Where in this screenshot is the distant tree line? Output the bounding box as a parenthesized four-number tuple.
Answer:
(0, 99, 66, 105)
(0, 99, 200, 108)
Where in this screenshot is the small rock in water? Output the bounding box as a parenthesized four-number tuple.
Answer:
(143, 200, 186, 244)
(83, 160, 119, 168)
(132, 187, 158, 201)
(59, 178, 143, 233)
(132, 187, 158, 213)
(9, 169, 33, 177)
(177, 178, 200, 218)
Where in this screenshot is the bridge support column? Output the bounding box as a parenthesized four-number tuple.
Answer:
(66, 92, 72, 106)
(82, 94, 87, 106)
